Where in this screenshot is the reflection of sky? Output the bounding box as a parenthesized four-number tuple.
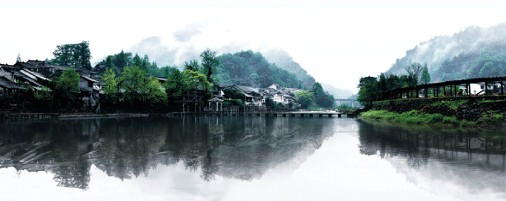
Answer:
(387, 155, 506, 201)
(0, 120, 504, 201)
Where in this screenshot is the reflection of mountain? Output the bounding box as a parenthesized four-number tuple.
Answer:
(0, 117, 335, 189)
(357, 120, 506, 194)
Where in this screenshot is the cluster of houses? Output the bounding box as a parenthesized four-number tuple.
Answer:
(0, 60, 101, 112)
(207, 84, 301, 112)
(0, 60, 302, 113)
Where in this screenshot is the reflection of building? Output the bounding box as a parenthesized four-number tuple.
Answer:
(469, 137, 485, 149)
(358, 120, 506, 193)
(0, 116, 337, 188)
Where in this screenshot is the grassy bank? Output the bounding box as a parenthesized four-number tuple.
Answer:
(361, 110, 467, 127)
(360, 99, 505, 128)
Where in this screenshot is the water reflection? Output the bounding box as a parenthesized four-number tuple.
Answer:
(0, 117, 336, 189)
(357, 120, 506, 196)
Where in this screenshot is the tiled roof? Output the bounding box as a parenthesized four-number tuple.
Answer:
(0, 77, 25, 90)
(235, 85, 260, 94)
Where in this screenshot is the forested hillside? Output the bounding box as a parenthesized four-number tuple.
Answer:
(98, 49, 321, 91)
(263, 49, 316, 89)
(214, 50, 301, 88)
(386, 23, 506, 82)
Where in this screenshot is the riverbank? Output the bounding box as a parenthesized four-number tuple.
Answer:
(360, 97, 506, 128)
(1, 110, 355, 121)
(0, 113, 150, 120)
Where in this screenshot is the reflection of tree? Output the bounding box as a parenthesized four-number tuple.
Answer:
(357, 120, 506, 169)
(358, 121, 432, 168)
(94, 118, 166, 180)
(0, 116, 336, 188)
(358, 120, 506, 194)
(201, 149, 218, 181)
(53, 160, 90, 189)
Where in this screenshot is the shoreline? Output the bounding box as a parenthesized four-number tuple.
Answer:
(0, 110, 357, 121)
(360, 97, 506, 129)
(359, 109, 505, 129)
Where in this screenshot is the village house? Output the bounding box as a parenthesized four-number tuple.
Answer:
(231, 85, 265, 107)
(0, 60, 103, 112)
(265, 84, 300, 108)
(0, 76, 25, 95)
(80, 75, 101, 113)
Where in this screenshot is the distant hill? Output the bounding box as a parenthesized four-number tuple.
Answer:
(129, 36, 177, 67)
(262, 49, 316, 89)
(320, 83, 353, 99)
(126, 37, 341, 91)
(386, 23, 506, 82)
(214, 50, 301, 88)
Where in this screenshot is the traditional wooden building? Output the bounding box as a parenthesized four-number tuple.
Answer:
(385, 77, 506, 100)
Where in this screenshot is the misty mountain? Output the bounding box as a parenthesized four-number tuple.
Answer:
(386, 23, 506, 82)
(128, 36, 341, 91)
(262, 49, 316, 89)
(320, 83, 353, 99)
(128, 36, 202, 68)
(129, 36, 177, 67)
(214, 50, 300, 88)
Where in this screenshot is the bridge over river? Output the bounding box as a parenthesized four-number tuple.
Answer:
(335, 99, 359, 108)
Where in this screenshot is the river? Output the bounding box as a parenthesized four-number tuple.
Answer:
(0, 117, 504, 201)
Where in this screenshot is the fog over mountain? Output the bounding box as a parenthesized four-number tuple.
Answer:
(129, 37, 177, 67)
(128, 35, 351, 97)
(320, 83, 353, 99)
(386, 23, 506, 82)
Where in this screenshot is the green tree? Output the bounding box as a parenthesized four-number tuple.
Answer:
(184, 60, 200, 71)
(145, 77, 167, 104)
(182, 69, 212, 107)
(102, 68, 118, 99)
(420, 65, 431, 84)
(118, 66, 148, 103)
(200, 48, 219, 83)
(223, 88, 245, 100)
(164, 67, 185, 101)
(265, 97, 277, 109)
(312, 82, 325, 99)
(311, 82, 334, 108)
(132, 54, 143, 68)
(357, 76, 378, 108)
(52, 41, 92, 69)
(295, 90, 314, 109)
(53, 69, 80, 111)
(182, 70, 211, 93)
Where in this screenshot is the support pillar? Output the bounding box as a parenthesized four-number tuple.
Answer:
(467, 83, 470, 96)
(501, 80, 504, 95)
(485, 81, 489, 95)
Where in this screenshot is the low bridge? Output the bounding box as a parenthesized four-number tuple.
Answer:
(168, 111, 356, 118)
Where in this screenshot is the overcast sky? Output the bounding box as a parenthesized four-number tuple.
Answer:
(1, 0, 506, 92)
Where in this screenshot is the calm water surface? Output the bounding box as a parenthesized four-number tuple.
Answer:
(0, 117, 504, 201)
